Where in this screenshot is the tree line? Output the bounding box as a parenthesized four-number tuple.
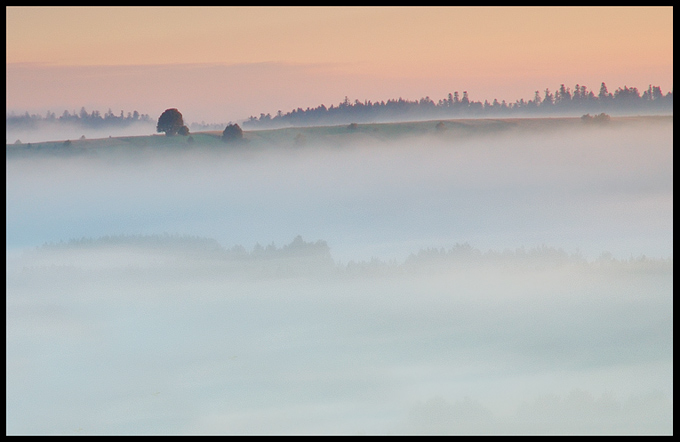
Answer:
(38, 233, 672, 276)
(6, 82, 673, 134)
(243, 82, 673, 129)
(6, 107, 154, 130)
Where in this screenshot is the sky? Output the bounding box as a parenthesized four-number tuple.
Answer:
(6, 6, 674, 124)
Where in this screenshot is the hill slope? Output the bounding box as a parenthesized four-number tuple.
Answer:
(6, 115, 672, 157)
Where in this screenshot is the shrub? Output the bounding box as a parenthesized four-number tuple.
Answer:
(581, 113, 611, 124)
(222, 123, 243, 143)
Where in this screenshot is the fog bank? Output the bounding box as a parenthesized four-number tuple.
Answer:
(6, 235, 673, 434)
(6, 118, 673, 434)
(6, 119, 673, 263)
(6, 119, 156, 145)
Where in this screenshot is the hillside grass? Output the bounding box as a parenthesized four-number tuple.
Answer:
(6, 115, 672, 156)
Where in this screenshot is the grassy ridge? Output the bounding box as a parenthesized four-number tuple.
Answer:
(6, 115, 672, 155)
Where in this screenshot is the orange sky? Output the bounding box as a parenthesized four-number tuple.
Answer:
(6, 6, 673, 124)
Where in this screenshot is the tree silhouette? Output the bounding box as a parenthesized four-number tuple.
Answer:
(156, 108, 185, 136)
(221, 123, 243, 143)
(598, 82, 612, 101)
(581, 112, 611, 124)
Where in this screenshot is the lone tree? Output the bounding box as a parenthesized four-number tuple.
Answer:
(157, 108, 185, 136)
(222, 123, 243, 143)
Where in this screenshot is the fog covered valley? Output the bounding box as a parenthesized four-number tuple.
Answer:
(6, 117, 673, 434)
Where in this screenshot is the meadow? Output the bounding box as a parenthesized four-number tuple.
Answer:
(7, 115, 671, 155)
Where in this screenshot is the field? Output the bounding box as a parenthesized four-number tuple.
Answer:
(6, 115, 672, 156)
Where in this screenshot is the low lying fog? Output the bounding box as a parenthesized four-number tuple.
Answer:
(6, 120, 673, 434)
(6, 120, 156, 145)
(6, 120, 673, 262)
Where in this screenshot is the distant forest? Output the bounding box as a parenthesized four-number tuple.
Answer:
(5, 107, 230, 134)
(6, 107, 154, 131)
(5, 82, 673, 133)
(38, 233, 672, 275)
(243, 82, 673, 129)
